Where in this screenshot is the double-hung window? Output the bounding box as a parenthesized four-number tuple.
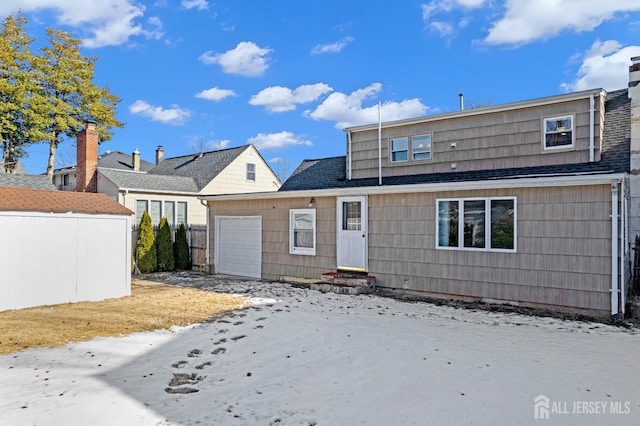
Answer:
(390, 137, 408, 163)
(437, 197, 516, 251)
(412, 134, 432, 160)
(289, 209, 316, 255)
(247, 163, 256, 181)
(135, 200, 148, 226)
(543, 115, 573, 149)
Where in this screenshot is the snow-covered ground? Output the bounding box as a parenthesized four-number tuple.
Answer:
(1, 273, 639, 426)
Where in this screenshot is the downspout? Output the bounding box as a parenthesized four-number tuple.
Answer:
(378, 102, 382, 186)
(347, 130, 352, 180)
(611, 180, 620, 319)
(200, 199, 210, 273)
(621, 179, 628, 315)
(589, 93, 595, 162)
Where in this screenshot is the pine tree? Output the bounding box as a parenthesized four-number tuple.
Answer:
(136, 211, 157, 273)
(156, 217, 175, 272)
(0, 13, 48, 173)
(174, 223, 191, 270)
(39, 27, 123, 179)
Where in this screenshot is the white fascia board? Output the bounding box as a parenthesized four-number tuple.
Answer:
(344, 88, 607, 133)
(200, 172, 626, 202)
(117, 188, 200, 196)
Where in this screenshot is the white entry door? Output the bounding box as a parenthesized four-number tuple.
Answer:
(336, 196, 368, 272)
(214, 216, 262, 278)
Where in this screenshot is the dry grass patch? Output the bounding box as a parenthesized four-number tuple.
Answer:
(0, 281, 245, 355)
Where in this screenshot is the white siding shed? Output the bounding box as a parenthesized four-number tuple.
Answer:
(0, 186, 133, 311)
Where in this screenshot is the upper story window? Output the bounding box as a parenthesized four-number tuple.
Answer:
(390, 137, 408, 163)
(543, 115, 573, 150)
(412, 134, 432, 160)
(247, 163, 256, 181)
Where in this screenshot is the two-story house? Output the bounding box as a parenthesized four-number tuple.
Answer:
(201, 59, 640, 320)
(66, 123, 281, 227)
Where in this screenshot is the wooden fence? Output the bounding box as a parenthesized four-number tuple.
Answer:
(132, 224, 207, 270)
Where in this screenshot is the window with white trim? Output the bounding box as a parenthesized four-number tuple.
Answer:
(437, 197, 516, 251)
(412, 134, 432, 160)
(135, 200, 148, 226)
(390, 137, 408, 163)
(177, 202, 187, 226)
(247, 163, 256, 181)
(164, 201, 175, 227)
(289, 209, 316, 255)
(149, 200, 162, 226)
(135, 200, 187, 227)
(543, 115, 573, 149)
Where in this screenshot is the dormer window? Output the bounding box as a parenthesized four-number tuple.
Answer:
(543, 115, 573, 150)
(412, 134, 432, 160)
(390, 137, 408, 162)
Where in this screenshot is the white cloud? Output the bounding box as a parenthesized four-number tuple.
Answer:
(248, 131, 313, 151)
(305, 83, 429, 129)
(249, 83, 333, 112)
(484, 0, 640, 45)
(207, 140, 230, 150)
(430, 21, 455, 36)
(195, 87, 237, 101)
(129, 100, 190, 125)
(0, 0, 162, 48)
(561, 40, 640, 92)
(421, 0, 487, 37)
(181, 0, 208, 10)
(199, 42, 271, 77)
(310, 36, 354, 55)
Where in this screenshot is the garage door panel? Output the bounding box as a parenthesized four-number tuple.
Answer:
(215, 216, 262, 278)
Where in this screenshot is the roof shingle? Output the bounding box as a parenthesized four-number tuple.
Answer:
(0, 186, 133, 215)
(147, 145, 249, 190)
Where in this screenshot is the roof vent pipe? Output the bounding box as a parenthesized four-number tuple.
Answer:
(459, 93, 464, 111)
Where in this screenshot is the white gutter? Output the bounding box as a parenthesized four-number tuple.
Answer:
(200, 172, 627, 201)
(200, 199, 210, 269)
(589, 93, 595, 162)
(621, 179, 628, 315)
(611, 180, 620, 318)
(378, 102, 382, 186)
(347, 130, 352, 180)
(114, 188, 199, 196)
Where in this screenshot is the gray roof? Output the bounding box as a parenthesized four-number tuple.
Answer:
(280, 89, 630, 192)
(54, 151, 154, 173)
(99, 168, 199, 193)
(98, 151, 154, 172)
(0, 174, 56, 190)
(147, 145, 250, 190)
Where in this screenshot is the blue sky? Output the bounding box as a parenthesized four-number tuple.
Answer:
(3, 0, 640, 178)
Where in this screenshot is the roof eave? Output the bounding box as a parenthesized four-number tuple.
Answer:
(201, 171, 627, 201)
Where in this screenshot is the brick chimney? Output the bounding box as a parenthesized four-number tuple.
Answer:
(156, 145, 164, 165)
(76, 121, 98, 192)
(132, 149, 140, 171)
(628, 57, 640, 238)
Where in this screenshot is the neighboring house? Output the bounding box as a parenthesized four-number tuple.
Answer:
(0, 186, 133, 311)
(52, 150, 154, 191)
(0, 174, 56, 190)
(66, 123, 281, 227)
(202, 59, 640, 320)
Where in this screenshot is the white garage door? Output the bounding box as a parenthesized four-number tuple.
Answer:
(215, 216, 262, 278)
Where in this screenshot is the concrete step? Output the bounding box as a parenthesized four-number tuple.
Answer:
(311, 272, 376, 295)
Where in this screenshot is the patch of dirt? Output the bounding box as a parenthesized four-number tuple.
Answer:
(0, 280, 245, 355)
